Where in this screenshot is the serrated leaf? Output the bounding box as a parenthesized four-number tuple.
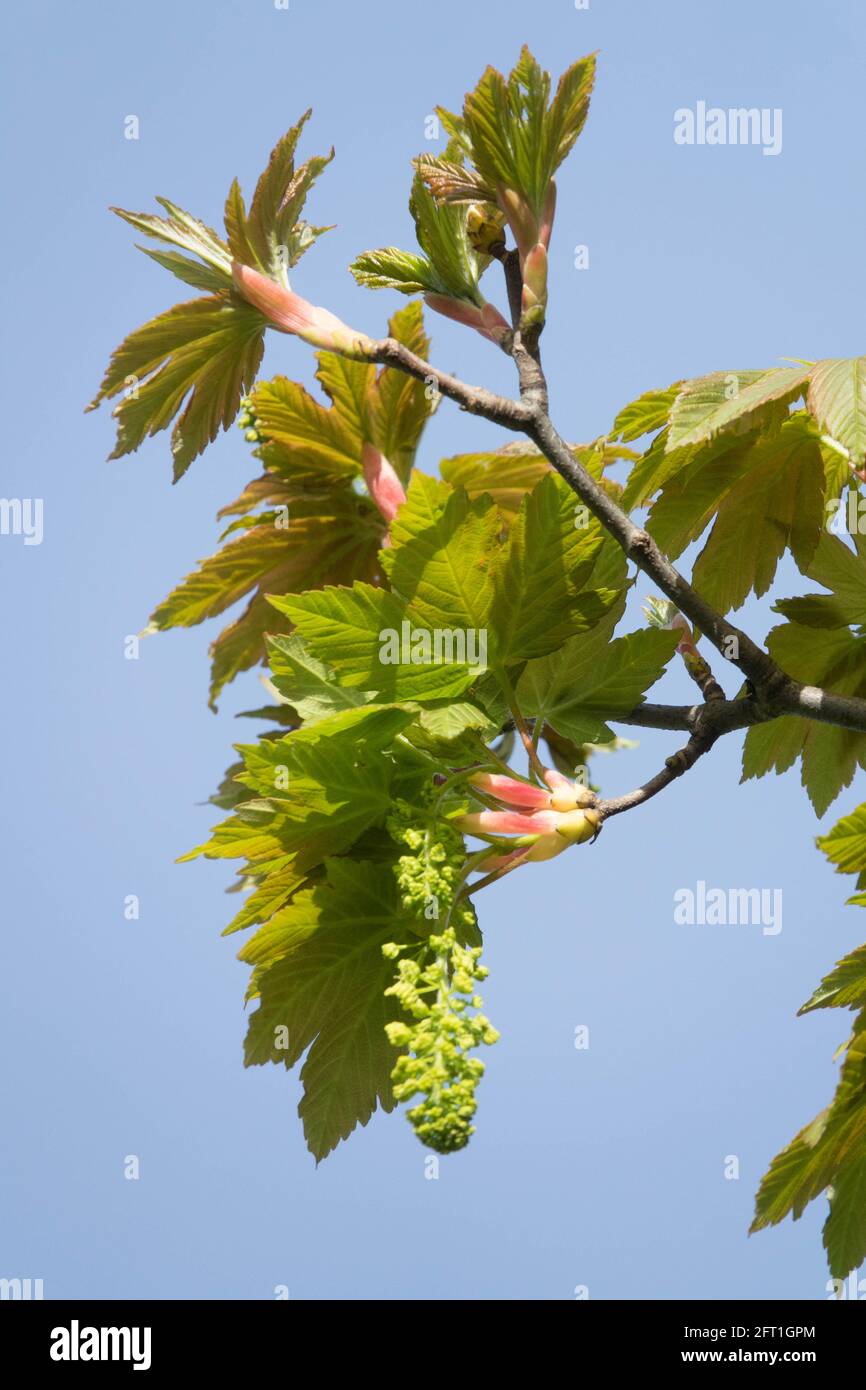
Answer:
(808, 357, 866, 465)
(774, 531, 866, 629)
(243, 859, 415, 1161)
(799, 943, 866, 1015)
(440, 446, 551, 516)
(88, 295, 266, 478)
(490, 473, 615, 665)
(272, 584, 480, 700)
(383, 477, 500, 631)
(248, 375, 364, 483)
(266, 632, 374, 723)
(667, 366, 808, 451)
(741, 624, 866, 815)
(517, 626, 679, 744)
(612, 383, 681, 443)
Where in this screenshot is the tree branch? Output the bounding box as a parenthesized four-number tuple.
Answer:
(597, 730, 717, 822)
(368, 338, 533, 430)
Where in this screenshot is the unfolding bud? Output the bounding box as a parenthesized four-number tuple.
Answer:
(496, 186, 538, 265)
(423, 293, 511, 345)
(538, 182, 557, 252)
(520, 243, 548, 329)
(361, 443, 406, 531)
(468, 771, 551, 810)
(232, 262, 374, 359)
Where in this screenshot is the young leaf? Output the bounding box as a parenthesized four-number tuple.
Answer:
(88, 296, 267, 480)
(516, 626, 679, 744)
(807, 356, 866, 466)
(667, 366, 808, 451)
(243, 858, 418, 1161)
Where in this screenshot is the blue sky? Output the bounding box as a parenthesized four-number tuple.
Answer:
(2, 0, 865, 1300)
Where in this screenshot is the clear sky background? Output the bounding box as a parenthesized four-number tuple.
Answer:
(2, 0, 865, 1301)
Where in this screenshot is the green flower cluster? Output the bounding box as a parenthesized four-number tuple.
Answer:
(386, 795, 473, 938)
(237, 396, 262, 445)
(383, 929, 499, 1154)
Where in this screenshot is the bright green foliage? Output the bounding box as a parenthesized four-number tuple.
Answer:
(351, 168, 495, 309)
(742, 536, 866, 815)
(148, 302, 433, 704)
(517, 626, 680, 746)
(752, 807, 866, 1277)
(88, 46, 866, 1288)
(88, 113, 334, 477)
(426, 47, 596, 220)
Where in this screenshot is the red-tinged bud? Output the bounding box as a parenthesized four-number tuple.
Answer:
(232, 263, 374, 359)
(538, 182, 557, 251)
(468, 772, 552, 810)
(542, 769, 596, 812)
(521, 243, 548, 327)
(496, 186, 538, 265)
(361, 443, 406, 534)
(456, 809, 562, 836)
(423, 293, 511, 345)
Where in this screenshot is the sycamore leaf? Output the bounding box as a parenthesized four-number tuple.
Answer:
(462, 48, 596, 217)
(88, 296, 267, 479)
(150, 483, 383, 706)
(807, 357, 866, 465)
(667, 366, 809, 451)
(247, 375, 364, 483)
(489, 473, 616, 665)
(266, 633, 374, 723)
(688, 418, 825, 614)
(799, 943, 866, 1015)
(271, 584, 480, 700)
(243, 858, 416, 1161)
(383, 476, 501, 631)
(440, 446, 551, 516)
(244, 111, 334, 280)
(516, 626, 679, 744)
(351, 173, 491, 308)
(647, 415, 825, 614)
(741, 624, 866, 816)
(774, 531, 866, 630)
(816, 803, 866, 899)
(751, 1028, 866, 1279)
(612, 383, 681, 443)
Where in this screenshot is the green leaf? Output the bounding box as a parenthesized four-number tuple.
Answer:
(440, 445, 551, 517)
(88, 296, 267, 479)
(247, 376, 364, 483)
(244, 111, 334, 279)
(111, 199, 233, 281)
(517, 626, 679, 743)
(271, 584, 480, 700)
(751, 1028, 866, 1279)
(150, 482, 383, 705)
(799, 944, 866, 1015)
(688, 418, 825, 613)
(774, 531, 866, 629)
(667, 366, 808, 451)
(349, 247, 437, 294)
(807, 356, 866, 465)
(243, 858, 416, 1161)
(490, 473, 615, 665)
(741, 624, 866, 815)
(266, 633, 374, 723)
(462, 48, 596, 217)
(817, 802, 866, 897)
(612, 383, 681, 443)
(383, 477, 501, 631)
